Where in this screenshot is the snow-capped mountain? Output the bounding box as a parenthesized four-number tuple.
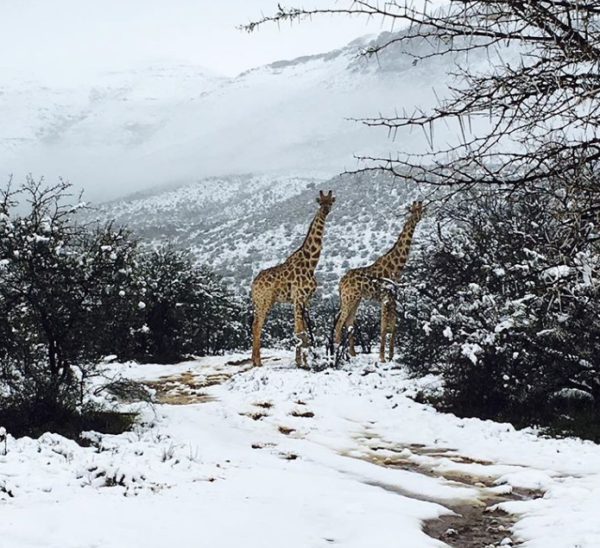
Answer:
(7, 29, 499, 290)
(0, 63, 226, 150)
(0, 63, 227, 200)
(1, 30, 495, 202)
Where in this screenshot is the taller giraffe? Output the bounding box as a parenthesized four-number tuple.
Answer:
(252, 190, 336, 367)
(334, 201, 424, 362)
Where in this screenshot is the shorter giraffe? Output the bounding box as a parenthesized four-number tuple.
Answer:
(334, 201, 424, 362)
(252, 190, 336, 367)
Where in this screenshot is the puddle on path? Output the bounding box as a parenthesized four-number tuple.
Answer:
(348, 434, 540, 548)
(129, 354, 290, 405)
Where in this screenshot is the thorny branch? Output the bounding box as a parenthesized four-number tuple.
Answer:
(242, 1, 600, 206)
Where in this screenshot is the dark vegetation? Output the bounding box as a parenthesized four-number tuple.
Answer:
(0, 179, 247, 438)
(395, 185, 600, 440)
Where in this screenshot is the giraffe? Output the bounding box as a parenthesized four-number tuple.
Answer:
(334, 201, 424, 362)
(251, 190, 336, 367)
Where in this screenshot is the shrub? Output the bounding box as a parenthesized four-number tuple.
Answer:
(0, 179, 142, 437)
(0, 179, 246, 437)
(132, 246, 248, 362)
(397, 184, 600, 439)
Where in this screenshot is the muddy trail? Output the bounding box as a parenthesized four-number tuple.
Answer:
(140, 356, 290, 404)
(143, 371, 224, 404)
(352, 430, 540, 548)
(136, 361, 539, 547)
(141, 357, 258, 404)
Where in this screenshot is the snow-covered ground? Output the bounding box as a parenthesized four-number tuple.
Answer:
(1, 352, 599, 548)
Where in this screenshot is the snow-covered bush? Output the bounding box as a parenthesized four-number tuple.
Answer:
(131, 246, 248, 362)
(397, 183, 600, 438)
(351, 300, 383, 355)
(0, 179, 142, 436)
(0, 179, 247, 436)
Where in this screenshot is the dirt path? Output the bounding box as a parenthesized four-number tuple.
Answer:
(350, 429, 539, 548)
(143, 371, 224, 404)
(140, 356, 294, 404)
(141, 357, 257, 404)
(136, 364, 538, 547)
(246, 402, 537, 547)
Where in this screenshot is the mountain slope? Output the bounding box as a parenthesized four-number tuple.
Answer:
(1, 30, 497, 201)
(0, 64, 228, 200)
(98, 171, 429, 296)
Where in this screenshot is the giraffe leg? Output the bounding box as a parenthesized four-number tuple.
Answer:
(335, 276, 352, 345)
(252, 304, 271, 366)
(294, 300, 309, 367)
(386, 300, 396, 361)
(334, 309, 347, 345)
(379, 301, 389, 362)
(334, 301, 352, 345)
(345, 300, 360, 357)
(335, 298, 360, 356)
(251, 285, 274, 367)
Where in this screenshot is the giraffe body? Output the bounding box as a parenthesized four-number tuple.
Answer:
(252, 191, 335, 367)
(334, 201, 424, 362)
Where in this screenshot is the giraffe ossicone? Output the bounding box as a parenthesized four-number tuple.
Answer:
(334, 200, 424, 362)
(251, 190, 336, 367)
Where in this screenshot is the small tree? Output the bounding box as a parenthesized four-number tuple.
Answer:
(0, 178, 141, 435)
(133, 246, 248, 362)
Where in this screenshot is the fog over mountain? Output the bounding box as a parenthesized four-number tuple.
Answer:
(0, 29, 496, 202)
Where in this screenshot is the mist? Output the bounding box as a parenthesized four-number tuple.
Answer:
(0, 1, 456, 203)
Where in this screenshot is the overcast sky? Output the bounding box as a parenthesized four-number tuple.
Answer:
(0, 0, 386, 83)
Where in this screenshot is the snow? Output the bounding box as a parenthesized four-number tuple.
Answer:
(461, 342, 483, 364)
(2, 352, 600, 547)
(542, 265, 572, 280)
(0, 28, 501, 202)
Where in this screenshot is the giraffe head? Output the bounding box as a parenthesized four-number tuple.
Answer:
(408, 201, 424, 220)
(316, 190, 336, 215)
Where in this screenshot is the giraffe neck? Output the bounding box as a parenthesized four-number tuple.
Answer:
(373, 214, 420, 276)
(293, 208, 327, 271)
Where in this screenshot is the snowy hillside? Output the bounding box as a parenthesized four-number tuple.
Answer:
(1, 30, 498, 201)
(0, 64, 227, 200)
(0, 64, 226, 150)
(97, 171, 427, 294)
